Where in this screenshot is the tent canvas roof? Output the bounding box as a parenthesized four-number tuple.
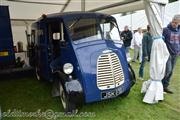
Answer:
(1, 0, 145, 26)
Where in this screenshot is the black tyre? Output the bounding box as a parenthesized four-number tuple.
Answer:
(59, 81, 77, 113)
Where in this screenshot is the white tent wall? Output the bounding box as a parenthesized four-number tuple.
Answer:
(164, 1, 180, 26)
(114, 1, 179, 31)
(11, 26, 27, 51)
(113, 10, 148, 31)
(0, 0, 66, 19)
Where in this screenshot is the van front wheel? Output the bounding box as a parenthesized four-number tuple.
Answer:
(59, 81, 76, 113)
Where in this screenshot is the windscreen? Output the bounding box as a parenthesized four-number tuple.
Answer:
(67, 17, 121, 43)
(67, 18, 101, 42)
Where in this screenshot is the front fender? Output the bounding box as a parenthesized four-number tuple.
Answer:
(52, 71, 84, 106)
(65, 79, 84, 106)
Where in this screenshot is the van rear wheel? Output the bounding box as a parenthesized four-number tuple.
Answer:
(59, 81, 76, 113)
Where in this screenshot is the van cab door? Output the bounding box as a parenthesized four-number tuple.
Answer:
(47, 21, 71, 73)
(48, 21, 73, 74)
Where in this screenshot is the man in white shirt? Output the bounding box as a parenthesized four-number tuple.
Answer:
(132, 27, 143, 63)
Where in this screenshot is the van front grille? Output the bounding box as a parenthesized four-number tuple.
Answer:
(97, 52, 124, 90)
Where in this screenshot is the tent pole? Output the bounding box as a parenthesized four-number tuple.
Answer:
(81, 0, 85, 12)
(60, 0, 71, 12)
(131, 12, 133, 31)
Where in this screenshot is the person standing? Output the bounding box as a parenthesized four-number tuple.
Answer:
(120, 25, 133, 62)
(139, 25, 153, 80)
(162, 14, 180, 94)
(132, 27, 143, 63)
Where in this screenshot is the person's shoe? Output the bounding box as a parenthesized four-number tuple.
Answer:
(139, 77, 144, 81)
(164, 87, 173, 94)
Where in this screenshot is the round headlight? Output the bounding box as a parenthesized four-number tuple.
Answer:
(63, 63, 73, 74)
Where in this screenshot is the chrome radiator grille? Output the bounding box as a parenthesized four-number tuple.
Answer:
(97, 52, 124, 90)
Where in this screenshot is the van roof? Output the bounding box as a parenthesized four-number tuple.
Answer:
(37, 11, 111, 21)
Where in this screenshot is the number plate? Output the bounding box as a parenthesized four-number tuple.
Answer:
(101, 87, 123, 99)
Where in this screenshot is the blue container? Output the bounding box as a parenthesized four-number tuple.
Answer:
(0, 6, 15, 68)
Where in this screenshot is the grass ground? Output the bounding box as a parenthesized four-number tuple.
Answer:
(0, 51, 179, 120)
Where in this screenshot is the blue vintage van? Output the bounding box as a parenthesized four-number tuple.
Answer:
(29, 12, 136, 112)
